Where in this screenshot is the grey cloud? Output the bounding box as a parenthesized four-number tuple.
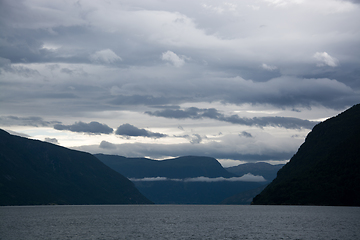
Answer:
(146, 107, 318, 129)
(239, 131, 253, 138)
(173, 134, 206, 144)
(1, 0, 360, 165)
(61, 68, 75, 75)
(0, 57, 11, 69)
(10, 66, 41, 77)
(1, 0, 359, 112)
(152, 105, 181, 110)
(109, 95, 174, 106)
(99, 140, 117, 149)
(190, 134, 202, 144)
(0, 116, 61, 127)
(54, 121, 113, 134)
(130, 177, 174, 182)
(77, 140, 295, 163)
(151, 108, 201, 118)
(115, 123, 167, 138)
(130, 174, 266, 182)
(0, 58, 41, 77)
(45, 137, 59, 144)
(342, 0, 360, 3)
(89, 49, 122, 64)
(184, 175, 266, 183)
(105, 76, 359, 110)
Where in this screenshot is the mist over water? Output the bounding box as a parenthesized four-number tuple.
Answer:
(1, 205, 359, 240)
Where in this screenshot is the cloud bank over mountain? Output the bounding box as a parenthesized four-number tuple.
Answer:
(130, 174, 266, 183)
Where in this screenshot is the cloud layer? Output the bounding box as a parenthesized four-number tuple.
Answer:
(115, 123, 167, 138)
(146, 107, 317, 129)
(130, 173, 266, 182)
(0, 116, 60, 127)
(1, 0, 359, 163)
(54, 121, 113, 134)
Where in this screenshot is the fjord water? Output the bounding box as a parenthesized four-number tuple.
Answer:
(1, 205, 359, 240)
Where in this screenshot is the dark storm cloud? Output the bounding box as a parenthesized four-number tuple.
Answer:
(115, 123, 167, 138)
(54, 121, 113, 134)
(0, 116, 61, 127)
(145, 108, 317, 129)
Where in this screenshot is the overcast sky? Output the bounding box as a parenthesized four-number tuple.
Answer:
(1, 0, 359, 167)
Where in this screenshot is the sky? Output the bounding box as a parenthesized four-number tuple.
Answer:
(1, 0, 359, 167)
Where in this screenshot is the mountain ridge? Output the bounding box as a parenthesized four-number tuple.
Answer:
(0, 129, 152, 205)
(252, 104, 360, 206)
(95, 154, 236, 179)
(95, 154, 273, 204)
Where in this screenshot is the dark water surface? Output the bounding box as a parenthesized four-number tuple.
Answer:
(1, 205, 359, 239)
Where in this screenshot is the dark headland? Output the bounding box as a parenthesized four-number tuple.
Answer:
(252, 104, 360, 206)
(0, 129, 152, 205)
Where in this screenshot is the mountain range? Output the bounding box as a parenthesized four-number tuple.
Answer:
(94, 154, 235, 179)
(0, 129, 152, 205)
(252, 104, 360, 206)
(95, 154, 278, 204)
(6, 102, 358, 206)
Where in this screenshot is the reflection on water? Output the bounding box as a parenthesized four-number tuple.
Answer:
(1, 205, 359, 240)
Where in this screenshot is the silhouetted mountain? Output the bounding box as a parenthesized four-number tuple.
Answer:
(0, 129, 152, 205)
(95, 154, 266, 204)
(95, 154, 236, 178)
(252, 104, 360, 206)
(226, 162, 284, 182)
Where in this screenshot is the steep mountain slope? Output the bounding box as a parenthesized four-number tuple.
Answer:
(95, 154, 265, 204)
(95, 154, 236, 178)
(0, 129, 152, 205)
(226, 162, 284, 182)
(252, 104, 360, 206)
